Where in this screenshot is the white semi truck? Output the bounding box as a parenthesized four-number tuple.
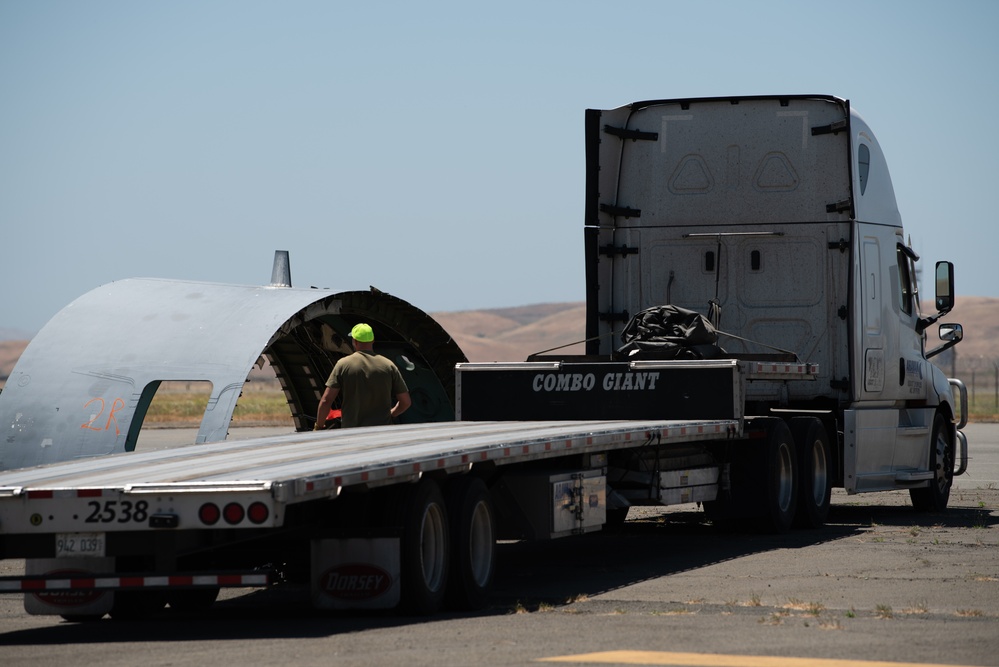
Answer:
(579, 93, 968, 517)
(0, 95, 968, 619)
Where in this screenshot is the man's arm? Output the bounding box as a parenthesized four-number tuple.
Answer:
(315, 386, 339, 430)
(390, 391, 412, 420)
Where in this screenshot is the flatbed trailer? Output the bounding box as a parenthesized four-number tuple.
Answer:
(0, 413, 743, 617)
(0, 417, 740, 533)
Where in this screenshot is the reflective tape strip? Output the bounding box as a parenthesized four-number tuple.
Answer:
(0, 573, 270, 593)
(25, 488, 115, 500)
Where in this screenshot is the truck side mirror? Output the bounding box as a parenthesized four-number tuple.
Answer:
(927, 321, 963, 359)
(939, 323, 963, 342)
(935, 261, 955, 313)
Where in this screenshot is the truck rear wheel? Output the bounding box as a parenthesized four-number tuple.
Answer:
(909, 413, 954, 512)
(790, 417, 831, 528)
(445, 476, 496, 610)
(400, 478, 450, 615)
(705, 418, 797, 533)
(752, 418, 797, 533)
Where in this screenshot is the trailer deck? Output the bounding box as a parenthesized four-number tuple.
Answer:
(0, 418, 739, 542)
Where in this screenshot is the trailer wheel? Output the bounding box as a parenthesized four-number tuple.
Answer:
(790, 417, 831, 529)
(445, 476, 496, 610)
(752, 418, 797, 533)
(400, 478, 450, 615)
(909, 412, 954, 512)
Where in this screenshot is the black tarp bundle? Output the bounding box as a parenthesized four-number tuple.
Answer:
(616, 305, 725, 360)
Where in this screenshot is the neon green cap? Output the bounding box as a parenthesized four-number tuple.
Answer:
(349, 323, 374, 343)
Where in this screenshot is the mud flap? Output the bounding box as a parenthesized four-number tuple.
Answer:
(311, 538, 400, 610)
(23, 557, 114, 616)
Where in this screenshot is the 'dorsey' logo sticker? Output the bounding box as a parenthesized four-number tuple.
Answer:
(319, 563, 393, 600)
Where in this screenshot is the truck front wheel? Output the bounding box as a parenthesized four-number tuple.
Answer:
(909, 413, 954, 512)
(790, 417, 831, 528)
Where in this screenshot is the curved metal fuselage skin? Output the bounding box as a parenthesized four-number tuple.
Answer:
(0, 279, 465, 471)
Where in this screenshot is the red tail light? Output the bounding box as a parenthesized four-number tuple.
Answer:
(247, 502, 269, 525)
(223, 503, 245, 525)
(199, 503, 221, 526)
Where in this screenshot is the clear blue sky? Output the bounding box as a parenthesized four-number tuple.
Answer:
(2, 0, 996, 336)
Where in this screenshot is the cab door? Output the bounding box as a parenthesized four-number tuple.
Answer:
(847, 227, 896, 491)
(890, 242, 935, 470)
(847, 225, 932, 491)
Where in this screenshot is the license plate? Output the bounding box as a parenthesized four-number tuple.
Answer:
(55, 532, 106, 558)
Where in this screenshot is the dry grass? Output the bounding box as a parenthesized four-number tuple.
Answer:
(143, 382, 293, 427)
(875, 604, 894, 619)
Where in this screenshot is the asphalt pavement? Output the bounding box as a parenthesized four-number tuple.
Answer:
(0, 423, 996, 667)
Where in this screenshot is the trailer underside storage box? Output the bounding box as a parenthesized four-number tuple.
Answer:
(492, 469, 607, 540)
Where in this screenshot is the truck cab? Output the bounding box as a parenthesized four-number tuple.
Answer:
(583, 94, 966, 506)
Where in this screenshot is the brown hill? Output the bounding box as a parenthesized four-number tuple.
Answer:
(1, 297, 995, 382)
(923, 296, 999, 371)
(436, 297, 997, 366)
(431, 303, 586, 362)
(0, 341, 25, 384)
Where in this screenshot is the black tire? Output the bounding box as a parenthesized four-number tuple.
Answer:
(909, 412, 954, 512)
(790, 417, 831, 529)
(400, 478, 450, 615)
(751, 417, 798, 533)
(444, 477, 496, 610)
(60, 614, 104, 622)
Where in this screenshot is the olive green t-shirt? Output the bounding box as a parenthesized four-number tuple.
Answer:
(326, 351, 409, 428)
